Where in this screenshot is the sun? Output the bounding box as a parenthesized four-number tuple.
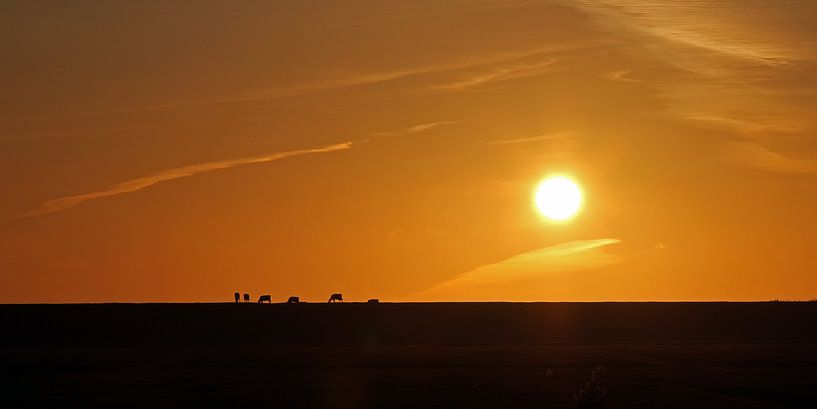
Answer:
(534, 176, 583, 221)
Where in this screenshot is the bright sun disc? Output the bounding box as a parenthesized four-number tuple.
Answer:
(534, 176, 583, 221)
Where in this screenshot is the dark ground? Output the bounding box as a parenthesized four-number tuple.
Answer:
(2, 302, 816, 408)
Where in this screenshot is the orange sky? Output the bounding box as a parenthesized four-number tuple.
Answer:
(2, 1, 816, 302)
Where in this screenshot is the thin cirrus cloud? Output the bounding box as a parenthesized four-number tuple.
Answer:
(604, 69, 640, 83)
(431, 59, 559, 91)
(0, 43, 587, 127)
(370, 121, 460, 138)
(416, 238, 623, 300)
(474, 133, 573, 146)
(722, 141, 817, 174)
(20, 142, 356, 217)
(20, 121, 458, 217)
(572, 0, 803, 64)
(578, 1, 817, 175)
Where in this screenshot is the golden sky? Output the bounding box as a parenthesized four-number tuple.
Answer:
(2, 1, 816, 302)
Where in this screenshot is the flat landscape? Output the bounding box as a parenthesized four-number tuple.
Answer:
(2, 302, 817, 408)
(4, 1, 817, 408)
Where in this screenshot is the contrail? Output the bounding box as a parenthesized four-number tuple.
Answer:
(21, 141, 356, 217)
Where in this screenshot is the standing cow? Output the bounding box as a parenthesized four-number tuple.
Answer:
(234, 292, 240, 303)
(258, 295, 271, 303)
(287, 296, 300, 304)
(243, 293, 250, 303)
(328, 293, 343, 303)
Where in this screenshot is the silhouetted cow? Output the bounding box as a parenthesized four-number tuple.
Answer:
(287, 296, 300, 303)
(328, 293, 343, 303)
(234, 292, 240, 303)
(243, 293, 250, 303)
(258, 295, 271, 303)
(368, 299, 379, 303)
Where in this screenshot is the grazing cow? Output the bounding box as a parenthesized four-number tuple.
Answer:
(328, 293, 343, 303)
(287, 296, 300, 304)
(368, 299, 379, 303)
(234, 292, 240, 303)
(243, 293, 250, 303)
(258, 295, 271, 303)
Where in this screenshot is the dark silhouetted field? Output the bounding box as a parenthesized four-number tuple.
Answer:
(2, 302, 817, 408)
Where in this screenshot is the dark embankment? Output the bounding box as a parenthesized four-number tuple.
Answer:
(2, 302, 816, 347)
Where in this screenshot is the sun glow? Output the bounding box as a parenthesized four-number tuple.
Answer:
(534, 176, 583, 221)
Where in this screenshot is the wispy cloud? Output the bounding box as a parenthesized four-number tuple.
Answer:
(370, 121, 460, 138)
(0, 44, 585, 128)
(573, 1, 817, 176)
(572, 0, 802, 65)
(21, 142, 357, 217)
(417, 238, 623, 299)
(722, 141, 817, 174)
(432, 59, 559, 91)
(195, 44, 577, 100)
(474, 133, 571, 146)
(604, 70, 640, 83)
(20, 119, 454, 217)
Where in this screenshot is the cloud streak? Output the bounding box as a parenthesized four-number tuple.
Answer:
(20, 119, 457, 217)
(572, 0, 802, 64)
(417, 238, 623, 299)
(370, 121, 460, 138)
(573, 1, 817, 175)
(21, 142, 356, 217)
(474, 133, 573, 146)
(723, 141, 817, 174)
(0, 43, 586, 128)
(432, 59, 559, 91)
